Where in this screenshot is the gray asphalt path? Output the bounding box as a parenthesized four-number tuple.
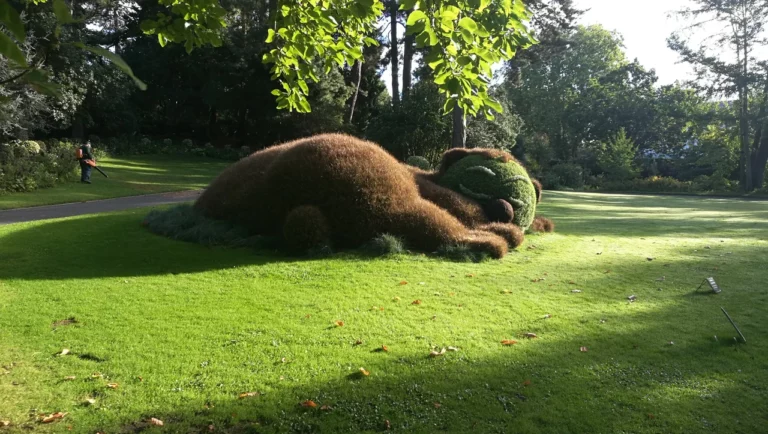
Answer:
(0, 190, 202, 226)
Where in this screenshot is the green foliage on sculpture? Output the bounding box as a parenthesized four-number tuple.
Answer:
(406, 156, 432, 170)
(439, 155, 538, 230)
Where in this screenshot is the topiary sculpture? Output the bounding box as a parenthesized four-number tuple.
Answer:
(192, 134, 553, 258)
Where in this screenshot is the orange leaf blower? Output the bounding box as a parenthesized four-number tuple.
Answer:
(84, 159, 109, 178)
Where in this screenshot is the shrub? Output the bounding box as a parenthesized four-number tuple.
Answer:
(406, 156, 431, 170)
(596, 129, 639, 181)
(163, 138, 173, 147)
(143, 204, 268, 248)
(541, 163, 584, 189)
(361, 234, 406, 256)
(599, 176, 693, 193)
(181, 138, 194, 149)
(0, 140, 78, 194)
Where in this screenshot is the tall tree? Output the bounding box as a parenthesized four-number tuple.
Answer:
(388, 0, 401, 108)
(668, 0, 768, 191)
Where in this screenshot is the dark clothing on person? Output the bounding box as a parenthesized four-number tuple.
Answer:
(80, 160, 92, 183)
(79, 144, 94, 183)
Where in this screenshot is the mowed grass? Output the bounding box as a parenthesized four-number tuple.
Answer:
(1, 192, 767, 433)
(0, 155, 229, 210)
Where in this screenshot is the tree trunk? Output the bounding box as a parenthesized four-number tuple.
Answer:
(268, 0, 279, 28)
(402, 32, 414, 100)
(389, 0, 400, 108)
(207, 106, 218, 141)
(753, 128, 768, 189)
(349, 60, 363, 124)
(741, 25, 753, 191)
(452, 106, 466, 148)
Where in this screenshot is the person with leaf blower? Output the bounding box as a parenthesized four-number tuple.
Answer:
(76, 141, 109, 183)
(77, 141, 95, 184)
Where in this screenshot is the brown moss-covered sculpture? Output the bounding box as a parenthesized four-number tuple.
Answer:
(194, 134, 553, 259)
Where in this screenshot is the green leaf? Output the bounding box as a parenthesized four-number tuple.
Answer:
(460, 28, 473, 43)
(158, 33, 167, 47)
(266, 28, 275, 43)
(440, 5, 460, 20)
(0, 0, 26, 43)
(406, 10, 427, 26)
(298, 79, 309, 94)
(23, 69, 62, 98)
(0, 31, 27, 67)
(399, 0, 417, 10)
(445, 43, 457, 56)
(428, 58, 444, 69)
(478, 0, 490, 12)
(458, 17, 478, 33)
(298, 96, 311, 112)
(74, 43, 147, 91)
(53, 0, 75, 24)
(485, 98, 503, 113)
(474, 23, 490, 37)
(271, 89, 281, 96)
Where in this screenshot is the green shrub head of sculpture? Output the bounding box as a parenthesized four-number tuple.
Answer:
(439, 154, 538, 230)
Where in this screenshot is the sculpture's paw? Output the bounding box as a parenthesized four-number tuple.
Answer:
(529, 216, 555, 233)
(478, 223, 525, 249)
(461, 230, 509, 259)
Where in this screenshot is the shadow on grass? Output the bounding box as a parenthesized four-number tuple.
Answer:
(79, 302, 763, 434)
(543, 192, 768, 239)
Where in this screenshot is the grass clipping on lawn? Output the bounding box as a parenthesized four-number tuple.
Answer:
(143, 204, 488, 261)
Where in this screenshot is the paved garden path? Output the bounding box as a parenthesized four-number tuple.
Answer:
(0, 190, 202, 226)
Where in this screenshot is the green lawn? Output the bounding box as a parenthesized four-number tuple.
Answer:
(0, 155, 229, 210)
(1, 192, 767, 433)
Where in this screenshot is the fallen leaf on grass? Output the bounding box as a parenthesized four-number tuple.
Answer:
(411, 300, 422, 305)
(149, 418, 164, 426)
(523, 333, 538, 339)
(447, 346, 459, 352)
(647, 257, 655, 261)
(91, 372, 103, 378)
(523, 380, 531, 387)
(381, 345, 389, 352)
(106, 383, 119, 389)
(543, 314, 552, 319)
(84, 398, 96, 405)
(58, 349, 70, 356)
(579, 347, 588, 352)
(385, 419, 391, 430)
(238, 392, 260, 399)
(500, 289, 512, 294)
(40, 412, 67, 423)
(429, 348, 447, 357)
(64, 376, 76, 381)
(354, 339, 364, 346)
(359, 367, 370, 376)
(628, 295, 637, 302)
(433, 402, 441, 408)
(52, 317, 77, 328)
(569, 280, 576, 284)
(392, 297, 401, 302)
(531, 277, 545, 283)
(320, 405, 332, 411)
(604, 270, 611, 274)
(300, 400, 317, 408)
(501, 340, 518, 346)
(466, 274, 475, 278)
(208, 424, 215, 431)
(334, 320, 344, 327)
(1, 420, 10, 427)
(399, 281, 408, 285)
(570, 289, 582, 293)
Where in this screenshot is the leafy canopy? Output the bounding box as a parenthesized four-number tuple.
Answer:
(263, 0, 537, 117)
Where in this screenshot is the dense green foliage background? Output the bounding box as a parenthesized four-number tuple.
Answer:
(2, 0, 768, 194)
